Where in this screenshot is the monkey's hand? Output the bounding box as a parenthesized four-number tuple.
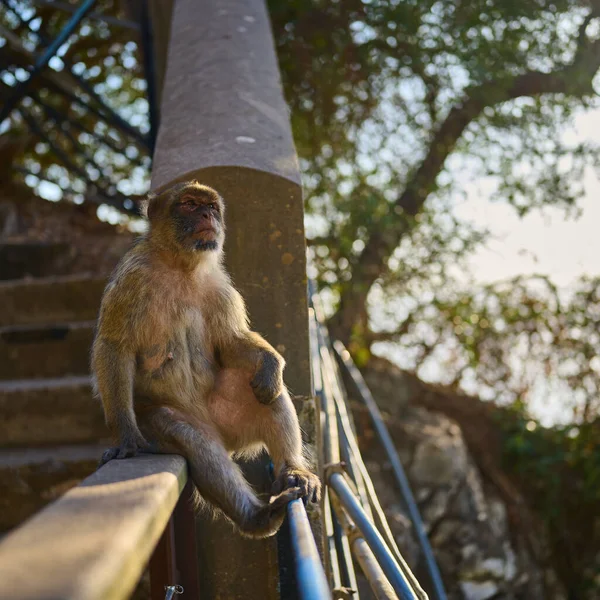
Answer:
(99, 429, 154, 467)
(251, 350, 284, 405)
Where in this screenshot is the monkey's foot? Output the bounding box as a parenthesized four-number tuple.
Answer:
(98, 439, 157, 468)
(272, 467, 321, 504)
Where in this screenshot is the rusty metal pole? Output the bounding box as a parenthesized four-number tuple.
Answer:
(150, 1, 318, 597)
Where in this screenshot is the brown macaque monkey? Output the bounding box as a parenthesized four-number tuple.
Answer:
(91, 181, 320, 538)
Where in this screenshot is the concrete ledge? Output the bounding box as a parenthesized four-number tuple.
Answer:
(0, 242, 76, 280)
(0, 376, 106, 447)
(0, 275, 106, 328)
(0, 454, 187, 600)
(0, 321, 95, 379)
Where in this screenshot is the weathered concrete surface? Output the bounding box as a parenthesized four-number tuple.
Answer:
(0, 454, 187, 600)
(152, 0, 300, 188)
(0, 444, 104, 532)
(0, 377, 107, 447)
(0, 321, 95, 379)
(0, 275, 106, 327)
(151, 1, 315, 597)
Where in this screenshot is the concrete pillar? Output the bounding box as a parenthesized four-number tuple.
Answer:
(151, 1, 314, 597)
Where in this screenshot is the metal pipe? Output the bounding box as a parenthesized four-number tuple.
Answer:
(329, 472, 417, 600)
(352, 536, 399, 600)
(332, 510, 359, 597)
(31, 0, 140, 29)
(321, 342, 373, 521)
(312, 302, 340, 466)
(139, 0, 159, 154)
(334, 342, 448, 600)
(324, 489, 343, 592)
(333, 385, 426, 599)
(3, 0, 150, 150)
(288, 499, 331, 600)
(309, 307, 344, 591)
(331, 490, 394, 599)
(29, 90, 148, 168)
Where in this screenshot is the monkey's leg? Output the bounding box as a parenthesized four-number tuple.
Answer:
(142, 407, 302, 538)
(208, 369, 322, 505)
(259, 391, 322, 504)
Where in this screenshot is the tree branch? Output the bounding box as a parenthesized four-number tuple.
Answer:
(335, 11, 600, 338)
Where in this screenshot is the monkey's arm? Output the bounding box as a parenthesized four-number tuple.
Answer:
(219, 331, 285, 405)
(92, 338, 150, 459)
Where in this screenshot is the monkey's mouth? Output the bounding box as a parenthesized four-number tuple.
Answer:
(192, 223, 217, 240)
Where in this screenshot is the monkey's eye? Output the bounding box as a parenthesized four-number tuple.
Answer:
(179, 201, 197, 211)
(207, 203, 217, 210)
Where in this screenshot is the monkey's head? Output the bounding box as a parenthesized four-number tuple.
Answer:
(142, 181, 225, 256)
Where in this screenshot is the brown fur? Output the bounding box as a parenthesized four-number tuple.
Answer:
(91, 181, 320, 538)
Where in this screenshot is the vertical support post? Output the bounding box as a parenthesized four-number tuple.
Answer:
(149, 481, 200, 599)
(150, 0, 320, 597)
(149, 519, 176, 600)
(172, 481, 201, 598)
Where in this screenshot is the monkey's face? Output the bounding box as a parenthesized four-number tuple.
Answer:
(146, 182, 226, 254)
(170, 186, 225, 252)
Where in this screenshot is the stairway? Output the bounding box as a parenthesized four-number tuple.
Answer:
(0, 275, 109, 532)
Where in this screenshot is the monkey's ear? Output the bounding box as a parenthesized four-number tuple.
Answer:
(138, 192, 157, 220)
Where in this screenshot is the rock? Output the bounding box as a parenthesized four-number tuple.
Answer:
(346, 361, 566, 600)
(459, 581, 499, 600)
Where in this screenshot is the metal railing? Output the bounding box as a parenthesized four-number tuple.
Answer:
(334, 342, 448, 600)
(288, 499, 331, 599)
(308, 285, 448, 600)
(0, 0, 153, 210)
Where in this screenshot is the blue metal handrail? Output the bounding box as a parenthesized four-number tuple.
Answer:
(288, 500, 332, 599)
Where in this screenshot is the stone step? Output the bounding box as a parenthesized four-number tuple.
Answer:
(0, 376, 109, 448)
(0, 321, 95, 380)
(0, 275, 106, 328)
(0, 444, 105, 532)
(0, 242, 76, 280)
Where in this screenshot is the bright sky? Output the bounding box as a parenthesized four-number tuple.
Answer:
(444, 108, 600, 425)
(456, 109, 600, 288)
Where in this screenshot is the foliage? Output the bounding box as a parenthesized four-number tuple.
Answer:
(268, 2, 600, 594)
(372, 274, 600, 423)
(497, 401, 600, 597)
(0, 0, 151, 209)
(269, 0, 600, 421)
